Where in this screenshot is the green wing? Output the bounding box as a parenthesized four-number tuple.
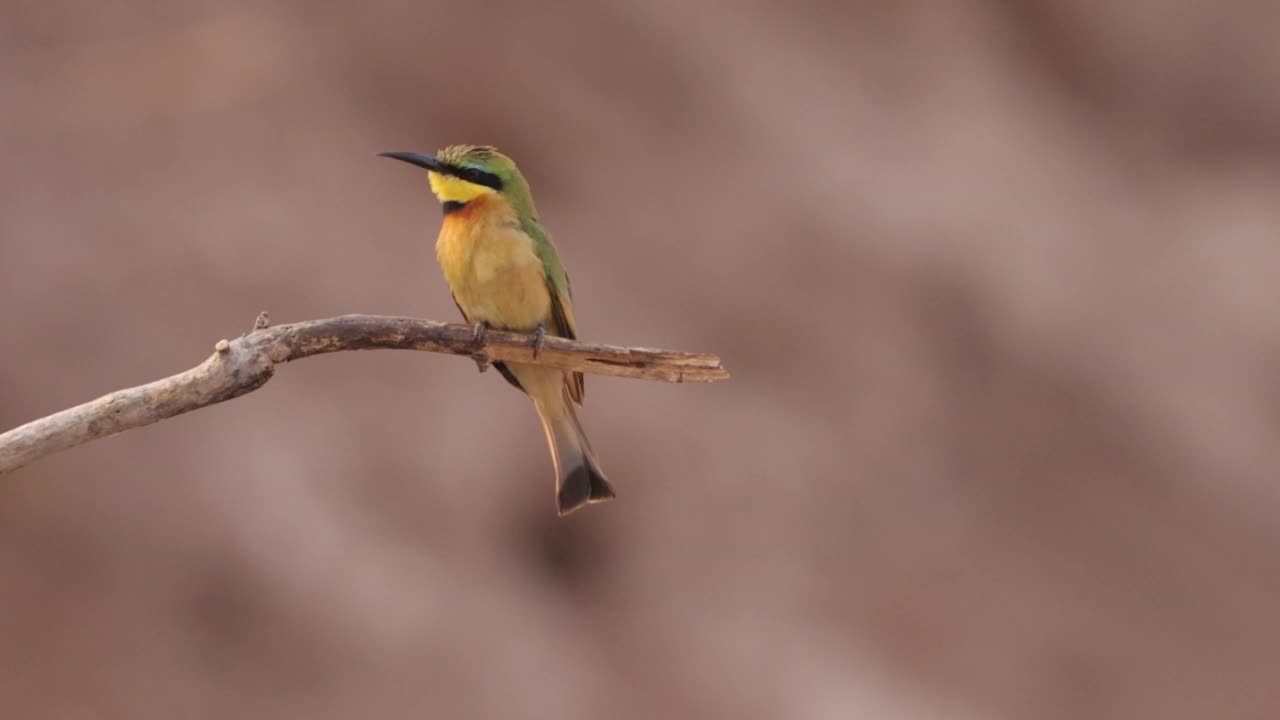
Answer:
(522, 216, 585, 404)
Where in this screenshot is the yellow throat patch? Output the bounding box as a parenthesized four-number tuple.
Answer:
(428, 171, 497, 204)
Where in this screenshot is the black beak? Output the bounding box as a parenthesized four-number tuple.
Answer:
(378, 151, 448, 173)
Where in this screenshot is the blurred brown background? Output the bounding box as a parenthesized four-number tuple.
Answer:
(3, 1, 1280, 718)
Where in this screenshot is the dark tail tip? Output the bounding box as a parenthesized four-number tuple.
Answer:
(557, 456, 616, 516)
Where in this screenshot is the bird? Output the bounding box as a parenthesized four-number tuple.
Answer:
(379, 145, 615, 516)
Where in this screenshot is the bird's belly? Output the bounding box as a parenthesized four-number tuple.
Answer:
(439, 224, 551, 331)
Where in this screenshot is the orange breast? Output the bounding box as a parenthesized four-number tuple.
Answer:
(436, 196, 551, 331)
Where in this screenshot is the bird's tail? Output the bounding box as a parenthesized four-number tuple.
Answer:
(537, 403, 615, 516)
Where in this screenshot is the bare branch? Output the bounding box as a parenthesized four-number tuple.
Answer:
(0, 314, 729, 475)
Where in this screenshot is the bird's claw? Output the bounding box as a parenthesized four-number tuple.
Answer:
(471, 322, 490, 372)
(531, 324, 546, 360)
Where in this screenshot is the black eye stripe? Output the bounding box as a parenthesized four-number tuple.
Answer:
(447, 165, 503, 190)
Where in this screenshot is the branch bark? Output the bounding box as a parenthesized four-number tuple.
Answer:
(0, 314, 729, 475)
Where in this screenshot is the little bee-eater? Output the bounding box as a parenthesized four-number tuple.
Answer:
(380, 145, 615, 515)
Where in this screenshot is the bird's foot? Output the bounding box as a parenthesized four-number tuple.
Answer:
(471, 322, 491, 372)
(531, 323, 546, 360)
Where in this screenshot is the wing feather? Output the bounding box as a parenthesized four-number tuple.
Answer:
(522, 216, 586, 405)
(548, 279, 585, 404)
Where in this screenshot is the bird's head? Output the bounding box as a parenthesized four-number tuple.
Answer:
(379, 145, 537, 216)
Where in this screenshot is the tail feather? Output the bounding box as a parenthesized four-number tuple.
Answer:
(539, 410, 616, 517)
(557, 452, 615, 516)
(518, 363, 615, 516)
